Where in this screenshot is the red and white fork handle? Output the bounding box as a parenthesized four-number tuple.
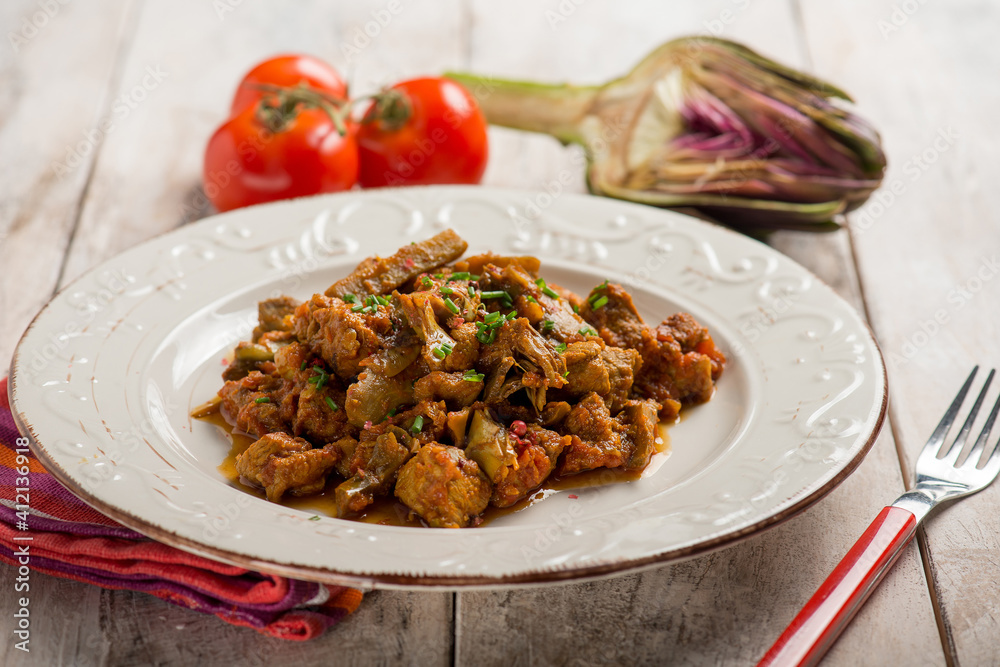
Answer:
(757, 506, 918, 667)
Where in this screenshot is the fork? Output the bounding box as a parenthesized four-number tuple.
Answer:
(759, 366, 1000, 667)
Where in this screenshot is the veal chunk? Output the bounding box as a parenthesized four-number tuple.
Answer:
(293, 295, 389, 380)
(236, 433, 339, 502)
(325, 229, 468, 299)
(491, 426, 569, 508)
(635, 313, 726, 419)
(579, 283, 646, 349)
(558, 392, 631, 474)
(395, 444, 491, 528)
(218, 371, 295, 437)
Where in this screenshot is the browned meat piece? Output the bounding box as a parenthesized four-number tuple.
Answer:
(414, 371, 483, 409)
(236, 433, 339, 502)
(293, 294, 390, 380)
(558, 392, 631, 474)
(491, 425, 569, 508)
(325, 229, 468, 298)
(394, 444, 491, 528)
(635, 313, 726, 420)
(562, 340, 611, 396)
(345, 368, 416, 427)
(540, 401, 572, 427)
(579, 282, 646, 349)
(444, 321, 480, 372)
(335, 428, 412, 515)
(617, 399, 661, 470)
(398, 400, 450, 443)
(292, 381, 351, 444)
(256, 296, 301, 336)
(219, 371, 295, 437)
(601, 346, 640, 413)
(273, 341, 310, 379)
(452, 252, 541, 278)
(223, 331, 295, 381)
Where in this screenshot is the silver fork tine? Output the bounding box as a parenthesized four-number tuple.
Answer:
(963, 370, 1000, 468)
(935, 366, 980, 458)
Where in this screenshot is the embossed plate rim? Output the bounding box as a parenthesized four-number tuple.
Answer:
(9, 185, 887, 589)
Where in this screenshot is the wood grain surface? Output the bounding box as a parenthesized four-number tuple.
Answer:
(0, 0, 991, 664)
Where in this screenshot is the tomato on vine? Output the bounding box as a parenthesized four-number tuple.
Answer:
(356, 77, 489, 187)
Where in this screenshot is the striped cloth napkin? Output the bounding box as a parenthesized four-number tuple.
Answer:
(0, 377, 362, 640)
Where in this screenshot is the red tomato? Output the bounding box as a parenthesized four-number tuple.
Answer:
(229, 54, 348, 117)
(356, 77, 488, 187)
(203, 104, 358, 212)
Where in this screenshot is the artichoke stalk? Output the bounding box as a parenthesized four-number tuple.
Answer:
(446, 37, 886, 233)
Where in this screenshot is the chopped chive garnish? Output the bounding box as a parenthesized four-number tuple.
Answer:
(591, 295, 609, 310)
(444, 298, 460, 314)
(449, 271, 470, 281)
(324, 396, 339, 411)
(300, 361, 308, 371)
(562, 370, 570, 378)
(421, 276, 433, 288)
(351, 304, 364, 312)
(308, 515, 321, 521)
(411, 415, 424, 433)
(542, 286, 559, 299)
(572, 304, 580, 314)
(440, 285, 455, 295)
(579, 326, 597, 337)
(526, 295, 537, 303)
(376, 295, 390, 306)
(387, 407, 396, 417)
(542, 320, 554, 333)
(468, 285, 476, 297)
(434, 273, 444, 279)
(343, 293, 358, 304)
(555, 343, 567, 353)
(255, 397, 271, 404)
(432, 346, 446, 359)
(463, 369, 485, 382)
(480, 290, 510, 300)
(484, 311, 501, 324)
(506, 311, 517, 321)
(441, 343, 454, 354)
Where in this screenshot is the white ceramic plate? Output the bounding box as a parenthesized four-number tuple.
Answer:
(9, 186, 886, 589)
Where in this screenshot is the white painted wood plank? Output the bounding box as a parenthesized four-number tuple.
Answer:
(799, 0, 1000, 662)
(461, 0, 943, 664)
(0, 0, 134, 367)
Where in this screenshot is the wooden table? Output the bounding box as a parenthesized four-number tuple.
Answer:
(1, 1, 996, 664)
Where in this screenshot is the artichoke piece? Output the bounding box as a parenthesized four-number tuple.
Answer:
(234, 342, 275, 363)
(395, 444, 491, 528)
(397, 291, 459, 370)
(448, 36, 886, 233)
(325, 228, 468, 298)
(464, 409, 517, 484)
(334, 430, 411, 516)
(345, 370, 415, 427)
